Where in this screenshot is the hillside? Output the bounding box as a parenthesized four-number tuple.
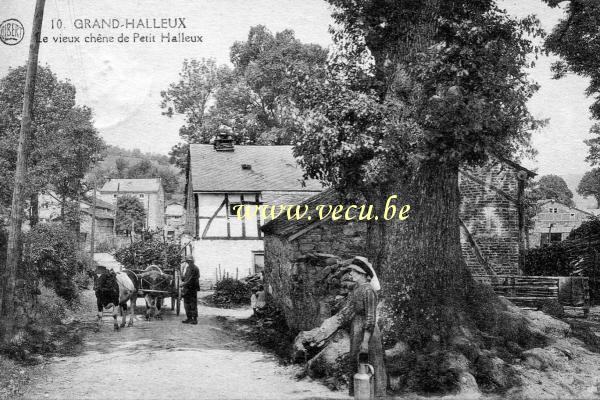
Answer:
(100, 145, 171, 169)
(95, 145, 184, 203)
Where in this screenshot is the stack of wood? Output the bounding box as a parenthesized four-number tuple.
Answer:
(291, 253, 361, 361)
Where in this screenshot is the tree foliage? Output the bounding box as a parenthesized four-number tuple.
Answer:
(543, 1, 600, 165)
(527, 174, 575, 207)
(577, 168, 600, 206)
(294, 4, 542, 194)
(0, 65, 105, 212)
(162, 26, 328, 168)
(115, 195, 146, 234)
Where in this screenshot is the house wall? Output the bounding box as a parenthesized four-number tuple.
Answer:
(191, 238, 264, 283)
(529, 201, 592, 247)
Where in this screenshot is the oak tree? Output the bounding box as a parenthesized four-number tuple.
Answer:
(294, 1, 545, 393)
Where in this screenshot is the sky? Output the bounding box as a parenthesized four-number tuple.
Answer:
(0, 0, 594, 178)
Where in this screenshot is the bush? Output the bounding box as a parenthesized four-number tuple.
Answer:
(1, 286, 85, 361)
(24, 223, 79, 301)
(212, 278, 251, 306)
(567, 218, 600, 240)
(522, 243, 571, 276)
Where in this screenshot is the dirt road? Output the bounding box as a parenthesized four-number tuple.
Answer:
(23, 292, 347, 400)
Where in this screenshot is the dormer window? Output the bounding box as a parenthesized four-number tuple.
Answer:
(241, 164, 251, 170)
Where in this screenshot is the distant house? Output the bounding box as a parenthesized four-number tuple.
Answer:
(529, 199, 594, 247)
(184, 136, 322, 282)
(164, 203, 185, 239)
(98, 178, 165, 230)
(36, 192, 116, 247)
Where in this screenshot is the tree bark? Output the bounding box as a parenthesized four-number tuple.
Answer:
(381, 162, 471, 344)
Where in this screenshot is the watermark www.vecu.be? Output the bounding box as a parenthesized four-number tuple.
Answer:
(234, 195, 410, 222)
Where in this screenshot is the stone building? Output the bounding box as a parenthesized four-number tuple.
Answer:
(529, 199, 593, 247)
(261, 157, 535, 331)
(184, 137, 322, 282)
(99, 178, 165, 230)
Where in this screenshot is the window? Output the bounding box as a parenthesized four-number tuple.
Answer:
(113, 194, 117, 198)
(139, 194, 145, 198)
(229, 203, 243, 216)
(548, 208, 558, 213)
(253, 252, 265, 274)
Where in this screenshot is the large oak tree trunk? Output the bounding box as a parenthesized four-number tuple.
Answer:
(382, 162, 471, 343)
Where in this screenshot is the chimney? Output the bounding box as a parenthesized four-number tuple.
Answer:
(214, 125, 235, 152)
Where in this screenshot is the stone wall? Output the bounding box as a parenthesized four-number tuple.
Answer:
(459, 161, 524, 276)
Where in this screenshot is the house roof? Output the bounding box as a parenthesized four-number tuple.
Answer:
(81, 208, 115, 220)
(100, 178, 162, 193)
(188, 144, 323, 192)
(81, 197, 116, 211)
(493, 154, 537, 178)
(536, 199, 595, 216)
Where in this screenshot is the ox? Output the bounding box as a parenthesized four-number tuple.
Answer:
(95, 270, 138, 330)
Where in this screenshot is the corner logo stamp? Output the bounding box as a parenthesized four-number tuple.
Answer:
(0, 18, 25, 45)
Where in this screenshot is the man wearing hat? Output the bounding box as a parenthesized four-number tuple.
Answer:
(181, 254, 200, 324)
(342, 257, 387, 398)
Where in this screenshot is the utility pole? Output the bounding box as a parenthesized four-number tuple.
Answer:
(90, 174, 97, 258)
(1, 0, 46, 319)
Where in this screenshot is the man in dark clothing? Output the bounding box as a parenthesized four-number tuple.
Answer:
(181, 255, 200, 324)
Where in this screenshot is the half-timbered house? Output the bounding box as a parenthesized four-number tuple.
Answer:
(184, 136, 322, 283)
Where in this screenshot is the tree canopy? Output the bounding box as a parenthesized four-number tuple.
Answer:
(577, 168, 600, 206)
(542, 1, 600, 165)
(294, 2, 542, 195)
(0, 65, 105, 214)
(528, 174, 575, 207)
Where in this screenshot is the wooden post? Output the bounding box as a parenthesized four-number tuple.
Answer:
(1, 0, 46, 319)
